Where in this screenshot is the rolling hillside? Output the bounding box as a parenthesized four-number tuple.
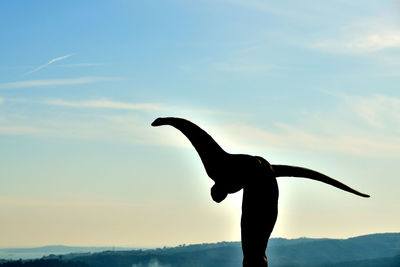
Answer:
(1, 233, 399, 267)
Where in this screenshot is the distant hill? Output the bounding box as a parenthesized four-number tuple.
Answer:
(319, 254, 400, 267)
(0, 246, 134, 261)
(0, 259, 89, 267)
(267, 232, 400, 266)
(1, 233, 399, 267)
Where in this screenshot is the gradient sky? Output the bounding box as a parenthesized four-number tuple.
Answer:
(0, 1, 399, 247)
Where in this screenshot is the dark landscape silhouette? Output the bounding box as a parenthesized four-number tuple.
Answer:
(151, 117, 370, 266)
(1, 233, 399, 267)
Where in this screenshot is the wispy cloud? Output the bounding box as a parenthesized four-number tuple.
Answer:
(0, 196, 151, 210)
(218, 119, 400, 158)
(312, 19, 400, 54)
(0, 97, 224, 148)
(26, 54, 73, 74)
(0, 125, 43, 135)
(2, 93, 398, 158)
(44, 99, 162, 111)
(0, 97, 3, 104)
(313, 30, 400, 53)
(222, 0, 305, 19)
(206, 93, 400, 158)
(60, 63, 105, 67)
(0, 76, 120, 89)
(221, 0, 359, 23)
(213, 62, 273, 73)
(341, 94, 400, 129)
(274, 122, 399, 156)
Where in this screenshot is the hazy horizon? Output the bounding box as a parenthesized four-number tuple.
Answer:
(1, 232, 399, 263)
(1, 1, 399, 248)
(0, 231, 396, 250)
(2, 231, 396, 249)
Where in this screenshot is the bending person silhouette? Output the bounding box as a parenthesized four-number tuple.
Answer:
(151, 117, 369, 267)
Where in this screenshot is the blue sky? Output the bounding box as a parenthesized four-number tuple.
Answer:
(0, 1, 399, 247)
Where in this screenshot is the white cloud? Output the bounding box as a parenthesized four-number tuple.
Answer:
(217, 121, 400, 158)
(0, 196, 146, 209)
(350, 31, 400, 51)
(312, 25, 400, 53)
(0, 97, 3, 104)
(0, 76, 120, 89)
(1, 93, 398, 159)
(26, 54, 73, 74)
(24, 114, 188, 148)
(0, 101, 202, 147)
(211, 93, 400, 158)
(60, 63, 104, 67)
(213, 62, 273, 73)
(342, 94, 400, 129)
(44, 99, 162, 111)
(0, 96, 225, 147)
(314, 31, 400, 53)
(222, 0, 305, 19)
(0, 125, 43, 135)
(276, 122, 399, 156)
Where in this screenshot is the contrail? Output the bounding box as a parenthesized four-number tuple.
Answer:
(26, 54, 73, 74)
